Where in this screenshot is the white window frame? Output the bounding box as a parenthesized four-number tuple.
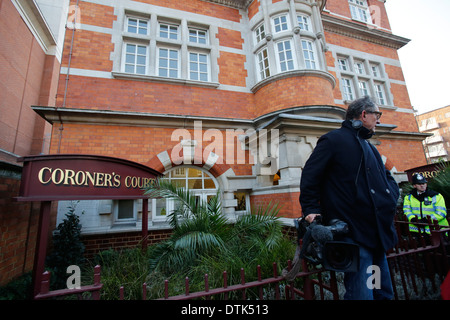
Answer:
(374, 82, 386, 105)
(371, 64, 381, 78)
(301, 39, 317, 70)
(254, 22, 266, 43)
(358, 80, 369, 96)
(189, 27, 208, 45)
(126, 16, 149, 35)
(159, 22, 179, 40)
(342, 77, 354, 101)
(272, 14, 289, 33)
(349, 0, 370, 23)
(338, 58, 349, 71)
(123, 42, 148, 75)
(354, 61, 365, 74)
(189, 51, 210, 82)
(276, 39, 295, 72)
(158, 47, 180, 78)
(297, 14, 311, 31)
(114, 200, 137, 224)
(256, 47, 270, 81)
(234, 192, 251, 214)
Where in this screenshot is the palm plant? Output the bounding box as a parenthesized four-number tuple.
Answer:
(428, 162, 450, 206)
(143, 178, 288, 278)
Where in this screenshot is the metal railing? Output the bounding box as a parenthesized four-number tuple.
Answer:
(35, 217, 450, 300)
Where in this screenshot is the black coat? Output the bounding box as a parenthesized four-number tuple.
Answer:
(299, 120, 400, 251)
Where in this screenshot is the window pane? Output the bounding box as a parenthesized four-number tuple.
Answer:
(204, 179, 215, 189)
(188, 168, 202, 177)
(137, 46, 146, 55)
(125, 64, 134, 73)
(159, 68, 168, 77)
(126, 44, 135, 53)
(136, 55, 146, 65)
(126, 54, 134, 64)
(169, 59, 178, 69)
(155, 198, 167, 217)
(188, 178, 203, 189)
(118, 200, 134, 219)
(169, 69, 178, 78)
(136, 66, 145, 74)
(160, 48, 168, 57)
(171, 179, 185, 188)
(159, 58, 168, 68)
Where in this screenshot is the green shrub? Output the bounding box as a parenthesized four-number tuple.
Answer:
(46, 202, 85, 290)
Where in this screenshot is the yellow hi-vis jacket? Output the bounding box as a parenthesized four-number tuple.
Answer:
(403, 190, 449, 234)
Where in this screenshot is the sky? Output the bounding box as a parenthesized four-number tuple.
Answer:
(384, 0, 450, 114)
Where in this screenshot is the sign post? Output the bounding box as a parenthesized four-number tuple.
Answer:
(15, 154, 161, 298)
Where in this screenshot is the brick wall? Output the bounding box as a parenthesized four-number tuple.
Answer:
(0, 0, 55, 157)
(250, 191, 302, 219)
(82, 229, 172, 259)
(0, 165, 43, 286)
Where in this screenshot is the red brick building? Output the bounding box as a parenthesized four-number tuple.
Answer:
(1, 0, 430, 277)
(417, 105, 450, 163)
(0, 0, 67, 285)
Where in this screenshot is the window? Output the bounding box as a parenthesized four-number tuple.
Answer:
(124, 43, 147, 75)
(255, 23, 266, 43)
(126, 17, 149, 35)
(338, 58, 349, 71)
(276, 40, 295, 72)
(371, 64, 381, 77)
(273, 15, 289, 33)
(234, 192, 250, 213)
(158, 48, 179, 78)
(374, 83, 386, 105)
(342, 78, 354, 101)
(118, 12, 213, 85)
(152, 167, 218, 221)
(336, 54, 391, 105)
(115, 200, 136, 223)
(349, 0, 370, 23)
(297, 15, 311, 31)
(354, 61, 365, 74)
(189, 52, 209, 81)
(189, 28, 208, 44)
(301, 40, 317, 69)
(159, 23, 178, 40)
(257, 47, 270, 80)
(358, 80, 369, 96)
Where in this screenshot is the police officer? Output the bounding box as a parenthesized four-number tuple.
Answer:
(403, 173, 448, 235)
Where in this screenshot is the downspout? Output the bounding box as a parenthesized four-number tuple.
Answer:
(57, 0, 79, 153)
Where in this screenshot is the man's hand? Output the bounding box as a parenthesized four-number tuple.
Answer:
(305, 214, 321, 224)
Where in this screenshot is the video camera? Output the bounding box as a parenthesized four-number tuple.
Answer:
(295, 216, 359, 272)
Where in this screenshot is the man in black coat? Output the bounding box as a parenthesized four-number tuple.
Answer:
(299, 96, 400, 300)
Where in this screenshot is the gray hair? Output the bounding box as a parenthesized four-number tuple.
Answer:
(345, 96, 378, 120)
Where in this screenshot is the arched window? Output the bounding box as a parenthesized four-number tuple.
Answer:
(152, 166, 219, 221)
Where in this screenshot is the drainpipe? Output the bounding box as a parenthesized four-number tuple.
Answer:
(57, 0, 80, 153)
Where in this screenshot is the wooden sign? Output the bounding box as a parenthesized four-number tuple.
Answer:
(16, 154, 161, 201)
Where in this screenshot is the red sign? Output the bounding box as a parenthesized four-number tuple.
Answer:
(16, 154, 161, 201)
(405, 161, 449, 183)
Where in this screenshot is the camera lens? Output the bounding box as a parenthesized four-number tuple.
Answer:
(323, 242, 359, 272)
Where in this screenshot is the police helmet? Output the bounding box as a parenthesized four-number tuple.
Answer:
(412, 173, 427, 184)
